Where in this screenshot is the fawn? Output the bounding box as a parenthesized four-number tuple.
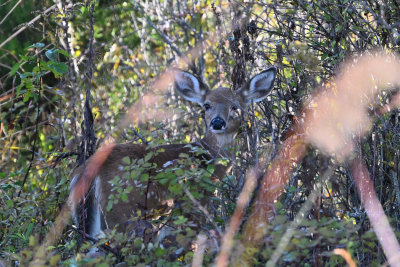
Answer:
(70, 67, 277, 249)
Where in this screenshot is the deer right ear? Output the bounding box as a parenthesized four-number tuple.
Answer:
(241, 67, 277, 105)
(174, 70, 206, 104)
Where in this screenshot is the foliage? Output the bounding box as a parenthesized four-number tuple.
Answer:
(2, 0, 400, 266)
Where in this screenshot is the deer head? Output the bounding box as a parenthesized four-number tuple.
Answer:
(174, 67, 277, 150)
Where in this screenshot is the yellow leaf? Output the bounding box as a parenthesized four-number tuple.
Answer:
(49, 254, 61, 266)
(113, 58, 120, 70)
(29, 236, 36, 247)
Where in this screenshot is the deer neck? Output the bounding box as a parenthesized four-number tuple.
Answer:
(200, 131, 236, 159)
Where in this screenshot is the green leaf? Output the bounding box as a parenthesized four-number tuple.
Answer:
(6, 199, 14, 208)
(174, 168, 184, 176)
(140, 173, 149, 182)
(28, 42, 45, 49)
(207, 164, 215, 173)
(49, 62, 68, 75)
(20, 72, 32, 79)
(10, 62, 22, 76)
(179, 152, 189, 158)
(32, 65, 41, 74)
(45, 48, 58, 62)
(157, 173, 170, 185)
(155, 247, 166, 257)
(144, 151, 153, 162)
(55, 49, 71, 58)
(168, 183, 182, 195)
(122, 156, 131, 165)
(125, 185, 133, 193)
(173, 215, 188, 225)
(25, 222, 34, 237)
(23, 90, 32, 102)
(106, 199, 114, 212)
(16, 83, 24, 96)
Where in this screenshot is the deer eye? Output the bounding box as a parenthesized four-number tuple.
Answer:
(203, 103, 211, 111)
(231, 105, 240, 114)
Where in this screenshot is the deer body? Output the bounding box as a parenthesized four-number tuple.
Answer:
(70, 67, 277, 243)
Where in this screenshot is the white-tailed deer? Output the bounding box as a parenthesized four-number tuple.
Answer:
(70, 67, 277, 247)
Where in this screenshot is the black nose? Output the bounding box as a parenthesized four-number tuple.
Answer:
(210, 117, 226, 130)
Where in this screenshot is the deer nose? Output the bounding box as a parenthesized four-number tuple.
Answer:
(210, 117, 226, 130)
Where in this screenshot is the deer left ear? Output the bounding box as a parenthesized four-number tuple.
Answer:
(241, 67, 277, 105)
(174, 69, 207, 104)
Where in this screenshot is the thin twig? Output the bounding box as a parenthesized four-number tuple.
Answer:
(0, 0, 22, 25)
(0, 4, 57, 49)
(0, 0, 14, 7)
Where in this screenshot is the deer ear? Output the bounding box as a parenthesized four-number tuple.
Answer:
(241, 67, 277, 105)
(174, 70, 206, 104)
